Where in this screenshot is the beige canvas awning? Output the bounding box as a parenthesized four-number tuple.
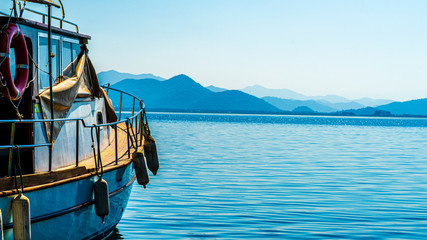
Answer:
(38, 51, 117, 143)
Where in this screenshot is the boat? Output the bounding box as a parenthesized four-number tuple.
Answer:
(0, 0, 159, 239)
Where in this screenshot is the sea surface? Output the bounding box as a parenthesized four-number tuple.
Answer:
(108, 113, 427, 239)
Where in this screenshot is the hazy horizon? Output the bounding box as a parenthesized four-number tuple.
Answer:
(99, 69, 400, 102)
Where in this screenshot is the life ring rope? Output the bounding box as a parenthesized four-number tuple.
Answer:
(0, 23, 30, 101)
(0, 14, 35, 119)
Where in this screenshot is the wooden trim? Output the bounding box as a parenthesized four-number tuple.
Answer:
(0, 159, 133, 197)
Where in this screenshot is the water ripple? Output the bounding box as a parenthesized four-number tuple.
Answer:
(108, 114, 427, 239)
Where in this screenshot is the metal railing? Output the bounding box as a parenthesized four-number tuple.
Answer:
(0, 1, 79, 33)
(0, 11, 9, 17)
(21, 8, 79, 33)
(0, 86, 146, 176)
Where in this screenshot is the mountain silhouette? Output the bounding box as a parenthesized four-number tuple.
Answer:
(206, 85, 227, 93)
(353, 98, 393, 107)
(242, 85, 306, 99)
(292, 106, 315, 114)
(241, 84, 393, 107)
(98, 70, 165, 86)
(99, 71, 426, 117)
(109, 74, 280, 113)
(262, 97, 337, 112)
(318, 100, 365, 111)
(338, 98, 427, 117)
(376, 98, 427, 116)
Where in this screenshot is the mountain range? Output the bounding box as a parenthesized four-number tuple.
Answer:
(98, 70, 165, 86)
(97, 70, 427, 117)
(106, 75, 280, 113)
(241, 85, 393, 107)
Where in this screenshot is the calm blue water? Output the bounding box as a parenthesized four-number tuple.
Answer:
(109, 113, 427, 239)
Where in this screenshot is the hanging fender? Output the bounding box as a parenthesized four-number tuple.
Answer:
(94, 178, 109, 224)
(144, 133, 159, 175)
(132, 151, 149, 188)
(0, 23, 29, 100)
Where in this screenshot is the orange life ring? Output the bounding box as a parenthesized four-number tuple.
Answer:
(0, 23, 29, 100)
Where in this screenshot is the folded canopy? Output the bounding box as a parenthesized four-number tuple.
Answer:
(38, 51, 117, 143)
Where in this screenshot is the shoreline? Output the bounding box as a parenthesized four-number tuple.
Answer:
(118, 109, 427, 119)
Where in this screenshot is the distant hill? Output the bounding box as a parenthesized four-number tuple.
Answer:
(262, 97, 337, 113)
(241, 85, 350, 103)
(206, 85, 227, 92)
(337, 98, 427, 117)
(109, 74, 280, 113)
(262, 96, 369, 113)
(311, 95, 351, 103)
(353, 98, 394, 107)
(97, 70, 165, 86)
(340, 107, 385, 116)
(241, 84, 394, 108)
(376, 98, 427, 116)
(242, 85, 306, 99)
(318, 100, 365, 111)
(292, 106, 314, 114)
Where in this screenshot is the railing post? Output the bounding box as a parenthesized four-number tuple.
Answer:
(126, 120, 131, 159)
(140, 109, 144, 146)
(135, 115, 139, 148)
(131, 117, 138, 149)
(135, 115, 138, 134)
(96, 126, 101, 168)
(75, 121, 79, 167)
(114, 124, 118, 165)
(48, 4, 54, 173)
(131, 97, 135, 127)
(118, 92, 122, 121)
(7, 123, 16, 176)
(48, 144, 53, 172)
(107, 124, 111, 146)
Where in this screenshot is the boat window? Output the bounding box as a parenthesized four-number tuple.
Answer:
(61, 38, 80, 79)
(39, 37, 60, 91)
(62, 42, 80, 68)
(72, 43, 80, 60)
(62, 41, 72, 71)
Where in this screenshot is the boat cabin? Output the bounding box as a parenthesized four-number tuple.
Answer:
(0, 3, 112, 177)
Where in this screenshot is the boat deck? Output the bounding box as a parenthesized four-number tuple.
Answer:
(0, 122, 142, 196)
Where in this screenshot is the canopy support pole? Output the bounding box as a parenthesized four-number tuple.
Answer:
(48, 4, 53, 172)
(12, 0, 18, 17)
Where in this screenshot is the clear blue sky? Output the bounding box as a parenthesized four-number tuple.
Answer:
(10, 0, 427, 101)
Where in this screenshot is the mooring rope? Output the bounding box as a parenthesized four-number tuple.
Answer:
(13, 144, 24, 193)
(91, 125, 104, 178)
